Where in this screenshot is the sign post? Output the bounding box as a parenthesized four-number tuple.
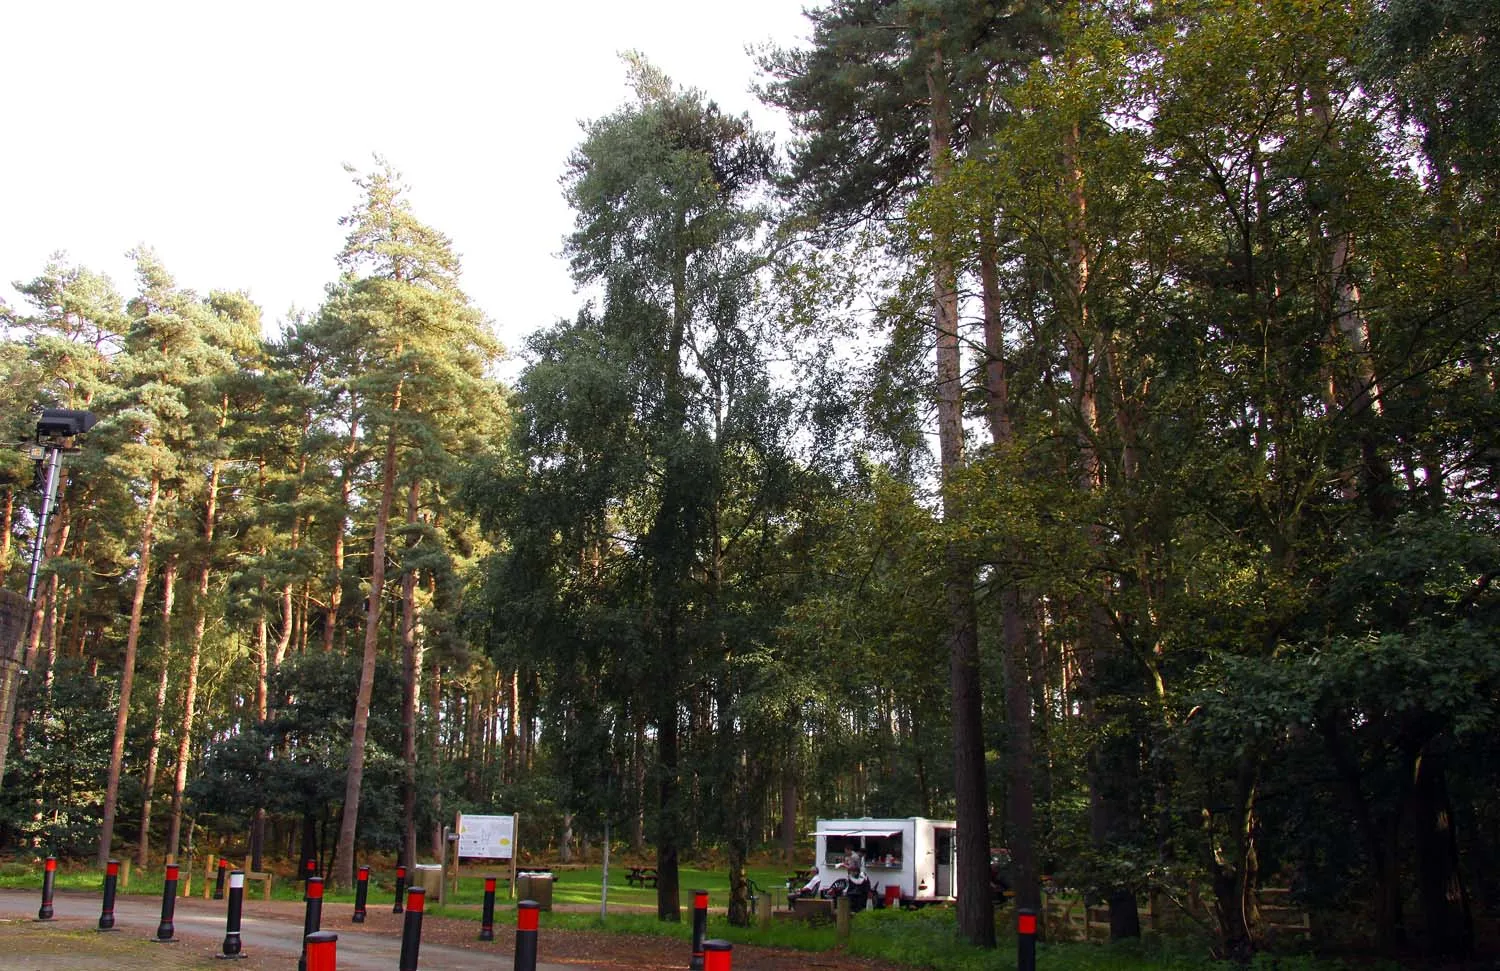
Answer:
(454, 812, 518, 897)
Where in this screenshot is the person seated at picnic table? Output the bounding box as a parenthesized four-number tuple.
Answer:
(787, 863, 821, 900)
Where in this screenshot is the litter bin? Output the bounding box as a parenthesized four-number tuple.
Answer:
(518, 871, 554, 911)
(413, 864, 443, 898)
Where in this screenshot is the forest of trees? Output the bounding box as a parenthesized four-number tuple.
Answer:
(0, 0, 1496, 961)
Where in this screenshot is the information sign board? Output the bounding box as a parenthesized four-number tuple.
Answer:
(456, 813, 515, 859)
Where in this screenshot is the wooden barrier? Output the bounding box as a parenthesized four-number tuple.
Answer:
(1256, 887, 1311, 941)
(1043, 887, 1308, 943)
(240, 858, 274, 900)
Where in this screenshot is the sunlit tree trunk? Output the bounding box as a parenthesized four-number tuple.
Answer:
(98, 471, 161, 868)
(137, 556, 177, 868)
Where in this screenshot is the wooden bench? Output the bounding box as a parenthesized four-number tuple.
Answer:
(625, 866, 657, 888)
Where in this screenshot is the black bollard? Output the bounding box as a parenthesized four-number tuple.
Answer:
(37, 855, 57, 920)
(352, 865, 369, 923)
(398, 886, 426, 971)
(154, 862, 180, 942)
(690, 889, 709, 970)
(220, 869, 246, 959)
(305, 930, 337, 971)
(299, 875, 324, 971)
(392, 864, 407, 913)
(1017, 908, 1038, 971)
(514, 899, 539, 971)
(479, 875, 497, 941)
(214, 856, 228, 900)
(98, 859, 119, 931)
(704, 939, 733, 971)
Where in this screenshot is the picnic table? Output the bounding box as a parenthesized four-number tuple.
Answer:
(625, 865, 657, 888)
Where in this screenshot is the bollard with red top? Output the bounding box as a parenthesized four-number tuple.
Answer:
(154, 863, 180, 942)
(352, 864, 370, 923)
(37, 855, 57, 920)
(392, 864, 407, 913)
(299, 875, 324, 971)
(214, 857, 229, 900)
(220, 869, 246, 958)
(479, 875, 497, 941)
(1017, 907, 1038, 971)
(689, 889, 709, 970)
(304, 930, 337, 971)
(98, 859, 120, 930)
(704, 939, 733, 971)
(513, 898, 539, 971)
(398, 886, 426, 971)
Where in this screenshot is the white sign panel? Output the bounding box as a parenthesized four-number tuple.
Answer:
(456, 813, 515, 859)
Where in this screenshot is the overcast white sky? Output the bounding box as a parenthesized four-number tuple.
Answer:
(1, 0, 814, 365)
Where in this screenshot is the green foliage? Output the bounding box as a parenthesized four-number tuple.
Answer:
(0, 658, 115, 853)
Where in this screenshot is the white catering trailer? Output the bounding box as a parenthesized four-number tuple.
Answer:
(814, 817, 958, 904)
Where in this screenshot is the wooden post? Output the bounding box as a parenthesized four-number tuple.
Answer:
(835, 895, 851, 946)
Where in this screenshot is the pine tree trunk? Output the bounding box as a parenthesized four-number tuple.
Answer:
(401, 480, 422, 869)
(324, 417, 359, 653)
(98, 471, 161, 868)
(1413, 746, 1474, 957)
(335, 410, 401, 889)
(927, 47, 994, 948)
(137, 558, 177, 868)
(168, 446, 223, 859)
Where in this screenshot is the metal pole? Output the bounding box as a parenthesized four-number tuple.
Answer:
(99, 859, 119, 930)
(599, 820, 609, 919)
(479, 876, 496, 941)
(221, 869, 246, 958)
(690, 889, 709, 970)
(1017, 907, 1038, 971)
(37, 855, 56, 920)
(154, 863, 180, 942)
(514, 899, 539, 971)
(26, 445, 61, 605)
(299, 875, 323, 971)
(352, 865, 369, 923)
(398, 887, 426, 971)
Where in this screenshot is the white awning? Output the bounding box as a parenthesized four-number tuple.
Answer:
(817, 830, 901, 838)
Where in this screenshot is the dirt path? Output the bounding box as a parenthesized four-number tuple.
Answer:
(0, 889, 908, 970)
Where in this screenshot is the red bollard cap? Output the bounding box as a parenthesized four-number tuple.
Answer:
(45, 857, 57, 872)
(1018, 910, 1038, 935)
(405, 887, 425, 913)
(358, 865, 370, 877)
(704, 939, 733, 971)
(693, 890, 709, 908)
(165, 864, 180, 880)
(106, 860, 120, 876)
(484, 877, 496, 892)
(518, 900, 539, 931)
(396, 865, 407, 878)
(306, 876, 324, 899)
(305, 930, 338, 971)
